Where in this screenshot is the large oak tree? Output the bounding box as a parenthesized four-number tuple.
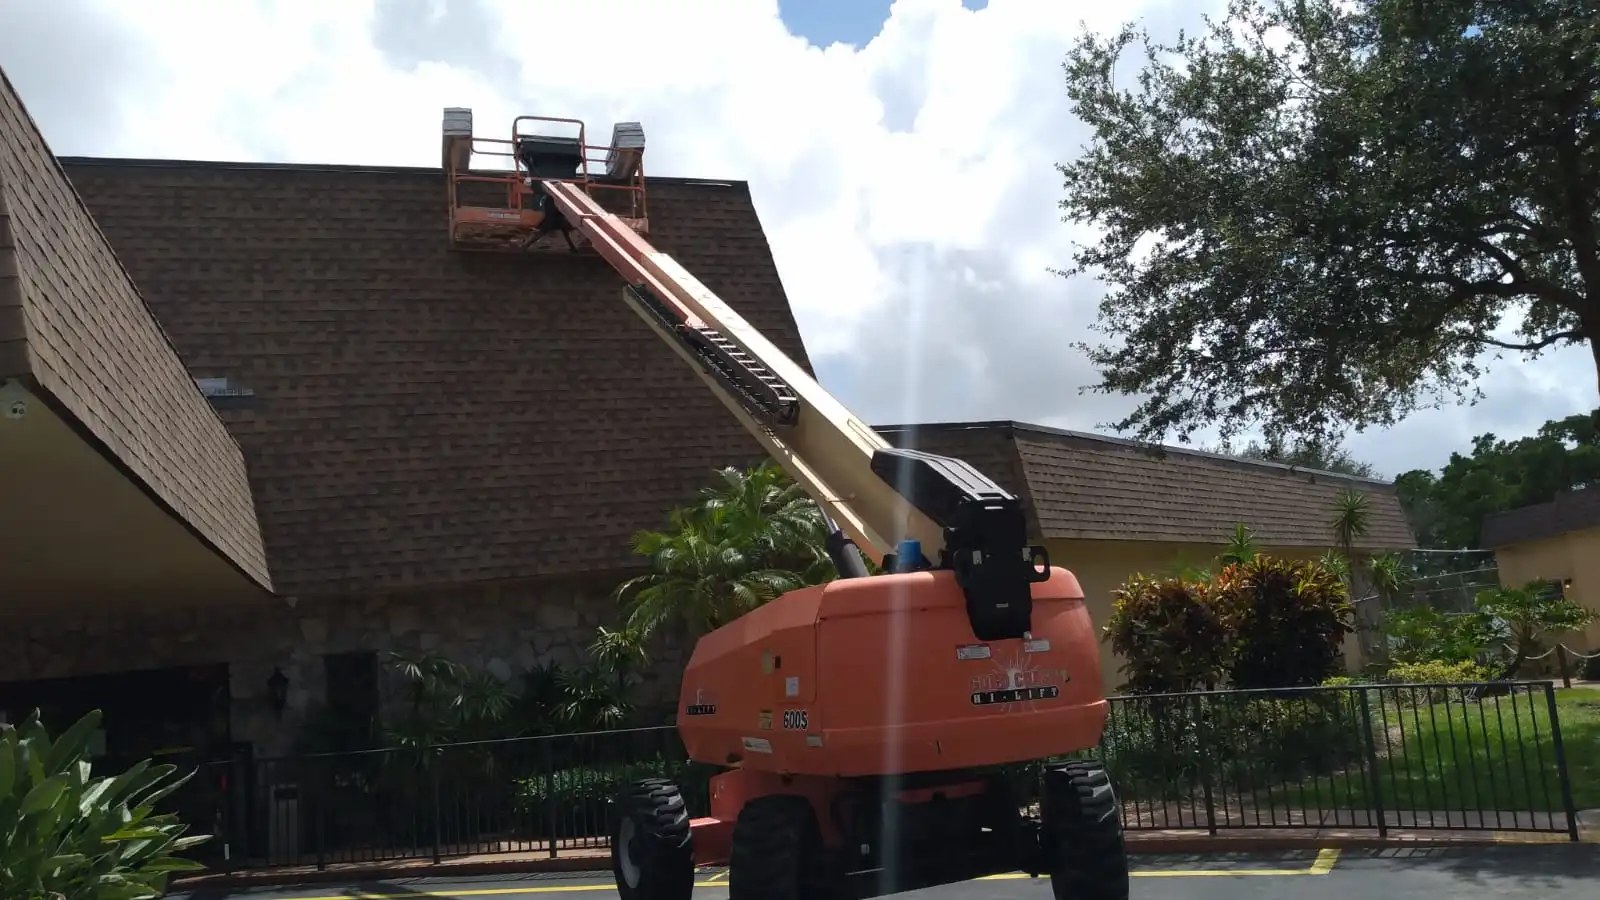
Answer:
(1058, 0, 1600, 445)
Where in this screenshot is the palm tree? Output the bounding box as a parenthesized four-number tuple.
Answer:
(1329, 488, 1372, 560)
(1329, 488, 1382, 663)
(615, 462, 835, 640)
(1216, 523, 1259, 569)
(695, 462, 837, 584)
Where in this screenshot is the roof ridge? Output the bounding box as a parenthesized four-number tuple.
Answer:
(57, 155, 750, 188)
(872, 419, 1396, 488)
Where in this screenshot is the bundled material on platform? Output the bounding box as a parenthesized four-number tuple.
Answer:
(607, 122, 646, 179)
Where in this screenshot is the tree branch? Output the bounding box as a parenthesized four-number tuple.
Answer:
(1453, 231, 1589, 311)
(1470, 329, 1585, 352)
(1389, 269, 1528, 300)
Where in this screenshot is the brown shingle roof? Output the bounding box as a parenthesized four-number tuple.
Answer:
(0, 69, 271, 590)
(878, 422, 1415, 551)
(61, 157, 810, 599)
(1480, 488, 1600, 549)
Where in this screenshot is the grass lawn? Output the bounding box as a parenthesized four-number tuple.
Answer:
(1549, 688, 1599, 809)
(1267, 687, 1600, 815)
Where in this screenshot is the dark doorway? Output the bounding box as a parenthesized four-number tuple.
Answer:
(0, 664, 237, 857)
(0, 663, 232, 762)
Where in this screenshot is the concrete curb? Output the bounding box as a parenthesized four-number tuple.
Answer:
(168, 831, 1588, 892)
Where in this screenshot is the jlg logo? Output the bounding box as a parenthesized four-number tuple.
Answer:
(970, 668, 1058, 693)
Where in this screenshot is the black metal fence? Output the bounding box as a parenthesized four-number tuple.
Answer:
(1027, 681, 1581, 840)
(184, 725, 714, 869)
(177, 681, 1581, 870)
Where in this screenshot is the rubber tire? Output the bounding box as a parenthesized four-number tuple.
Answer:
(612, 778, 695, 900)
(727, 793, 827, 900)
(1041, 760, 1130, 900)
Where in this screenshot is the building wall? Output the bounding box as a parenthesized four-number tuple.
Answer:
(1045, 538, 1348, 693)
(1494, 529, 1600, 652)
(0, 572, 686, 758)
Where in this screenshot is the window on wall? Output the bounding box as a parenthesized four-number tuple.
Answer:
(323, 651, 379, 727)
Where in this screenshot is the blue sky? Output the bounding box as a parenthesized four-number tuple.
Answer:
(780, 0, 988, 47)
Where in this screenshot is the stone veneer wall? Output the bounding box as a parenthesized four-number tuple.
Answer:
(0, 571, 688, 757)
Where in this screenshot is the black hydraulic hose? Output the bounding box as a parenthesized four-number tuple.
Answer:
(822, 515, 871, 580)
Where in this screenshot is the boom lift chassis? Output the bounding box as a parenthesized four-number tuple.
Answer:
(443, 112, 1130, 900)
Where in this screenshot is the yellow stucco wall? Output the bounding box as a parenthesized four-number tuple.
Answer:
(1493, 527, 1600, 653)
(1046, 539, 1341, 695)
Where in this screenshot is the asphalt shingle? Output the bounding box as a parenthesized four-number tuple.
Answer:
(879, 422, 1415, 551)
(0, 68, 270, 590)
(61, 158, 808, 598)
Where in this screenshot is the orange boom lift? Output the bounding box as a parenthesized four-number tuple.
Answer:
(442, 109, 1129, 900)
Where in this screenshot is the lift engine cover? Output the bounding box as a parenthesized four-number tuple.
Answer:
(676, 567, 1109, 777)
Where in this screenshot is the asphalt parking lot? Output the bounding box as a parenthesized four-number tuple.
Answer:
(170, 845, 1600, 900)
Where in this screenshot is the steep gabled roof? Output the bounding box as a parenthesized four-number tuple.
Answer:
(878, 421, 1415, 551)
(62, 157, 810, 599)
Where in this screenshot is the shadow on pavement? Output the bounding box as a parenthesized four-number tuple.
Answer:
(175, 867, 611, 898)
(1344, 845, 1600, 886)
(181, 880, 439, 899)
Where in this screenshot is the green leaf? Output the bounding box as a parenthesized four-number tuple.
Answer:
(20, 774, 68, 816)
(169, 834, 211, 852)
(98, 760, 152, 809)
(137, 856, 206, 874)
(41, 711, 100, 777)
(89, 883, 162, 900)
(45, 854, 87, 871)
(0, 731, 15, 797)
(102, 827, 166, 842)
(127, 767, 193, 812)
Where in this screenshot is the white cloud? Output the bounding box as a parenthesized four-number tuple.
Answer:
(1, 0, 1592, 481)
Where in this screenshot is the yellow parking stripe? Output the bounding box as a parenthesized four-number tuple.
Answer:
(1308, 848, 1341, 874)
(228, 849, 1341, 898)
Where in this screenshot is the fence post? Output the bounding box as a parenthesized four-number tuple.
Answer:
(313, 759, 327, 871)
(1541, 683, 1581, 842)
(544, 739, 559, 859)
(1356, 687, 1388, 838)
(1191, 693, 1218, 836)
(431, 748, 444, 864)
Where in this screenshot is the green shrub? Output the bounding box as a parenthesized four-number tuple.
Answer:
(1, 709, 208, 900)
(1384, 659, 1493, 706)
(1215, 555, 1353, 689)
(1104, 574, 1232, 693)
(1097, 701, 1209, 800)
(1386, 659, 1492, 685)
(512, 756, 715, 836)
(1223, 694, 1365, 780)
(1582, 652, 1600, 682)
(1099, 689, 1366, 803)
(1382, 606, 1499, 665)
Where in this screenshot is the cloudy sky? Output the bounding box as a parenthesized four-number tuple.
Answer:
(1, 0, 1592, 480)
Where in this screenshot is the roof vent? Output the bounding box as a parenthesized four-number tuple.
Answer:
(442, 107, 473, 171)
(607, 122, 646, 179)
(443, 107, 473, 136)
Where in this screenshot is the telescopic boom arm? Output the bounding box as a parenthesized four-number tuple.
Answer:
(538, 181, 1049, 641)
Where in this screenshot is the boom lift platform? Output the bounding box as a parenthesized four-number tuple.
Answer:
(442, 108, 648, 253)
(444, 112, 1130, 900)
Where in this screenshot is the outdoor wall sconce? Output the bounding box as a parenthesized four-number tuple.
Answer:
(266, 666, 289, 718)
